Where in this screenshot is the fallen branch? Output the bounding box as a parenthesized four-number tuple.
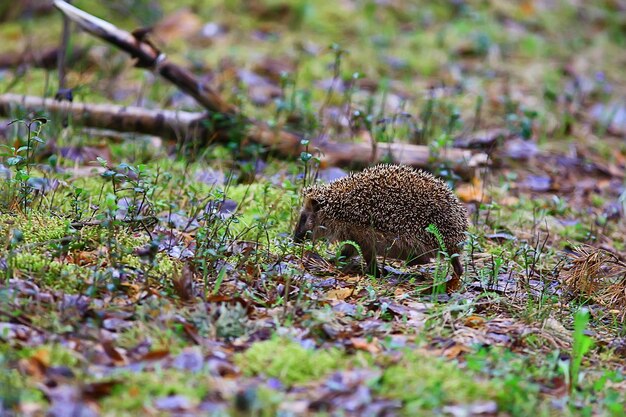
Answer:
(320, 140, 481, 172)
(0, 93, 483, 177)
(0, 93, 205, 141)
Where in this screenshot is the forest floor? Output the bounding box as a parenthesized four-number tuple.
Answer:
(1, 1, 626, 416)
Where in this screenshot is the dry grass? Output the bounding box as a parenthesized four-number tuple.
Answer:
(563, 245, 626, 319)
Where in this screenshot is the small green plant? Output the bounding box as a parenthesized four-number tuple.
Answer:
(335, 240, 363, 262)
(569, 307, 594, 393)
(298, 138, 320, 191)
(426, 223, 450, 294)
(1, 117, 48, 211)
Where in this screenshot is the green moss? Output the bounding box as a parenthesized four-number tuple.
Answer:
(100, 369, 210, 414)
(120, 251, 178, 275)
(17, 344, 80, 368)
(0, 212, 69, 244)
(590, 194, 606, 208)
(11, 252, 91, 291)
(1, 210, 182, 292)
(235, 338, 357, 386)
(99, 367, 292, 417)
(376, 350, 498, 412)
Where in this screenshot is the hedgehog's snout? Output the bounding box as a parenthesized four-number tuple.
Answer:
(294, 232, 309, 243)
(293, 228, 305, 243)
(293, 212, 310, 243)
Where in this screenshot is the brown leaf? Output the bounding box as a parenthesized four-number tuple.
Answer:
(140, 349, 171, 362)
(326, 288, 353, 301)
(464, 315, 486, 329)
(207, 357, 239, 377)
(350, 337, 381, 354)
(181, 322, 202, 345)
(457, 177, 487, 203)
(19, 357, 47, 379)
(101, 340, 127, 365)
(82, 380, 120, 401)
(172, 264, 196, 302)
(252, 57, 295, 82)
(443, 342, 471, 359)
(539, 376, 567, 397)
(205, 295, 254, 314)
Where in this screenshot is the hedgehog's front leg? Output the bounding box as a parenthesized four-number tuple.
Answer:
(360, 245, 382, 277)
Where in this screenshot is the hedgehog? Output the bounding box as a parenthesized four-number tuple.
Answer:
(293, 164, 468, 291)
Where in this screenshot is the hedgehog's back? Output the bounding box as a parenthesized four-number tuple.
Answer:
(312, 164, 467, 246)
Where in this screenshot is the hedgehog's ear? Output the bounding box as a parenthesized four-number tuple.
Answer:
(309, 198, 321, 212)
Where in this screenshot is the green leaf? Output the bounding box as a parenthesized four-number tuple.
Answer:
(7, 156, 23, 166)
(300, 152, 312, 162)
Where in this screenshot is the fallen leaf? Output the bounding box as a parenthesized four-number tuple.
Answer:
(464, 315, 486, 328)
(101, 340, 127, 365)
(326, 288, 353, 301)
(82, 380, 120, 400)
(350, 337, 381, 354)
(539, 376, 567, 397)
(457, 177, 487, 203)
(18, 357, 47, 379)
(454, 128, 508, 149)
(504, 138, 538, 160)
(443, 343, 471, 359)
(140, 349, 170, 361)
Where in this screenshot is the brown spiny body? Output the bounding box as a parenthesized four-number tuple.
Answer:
(294, 164, 468, 291)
